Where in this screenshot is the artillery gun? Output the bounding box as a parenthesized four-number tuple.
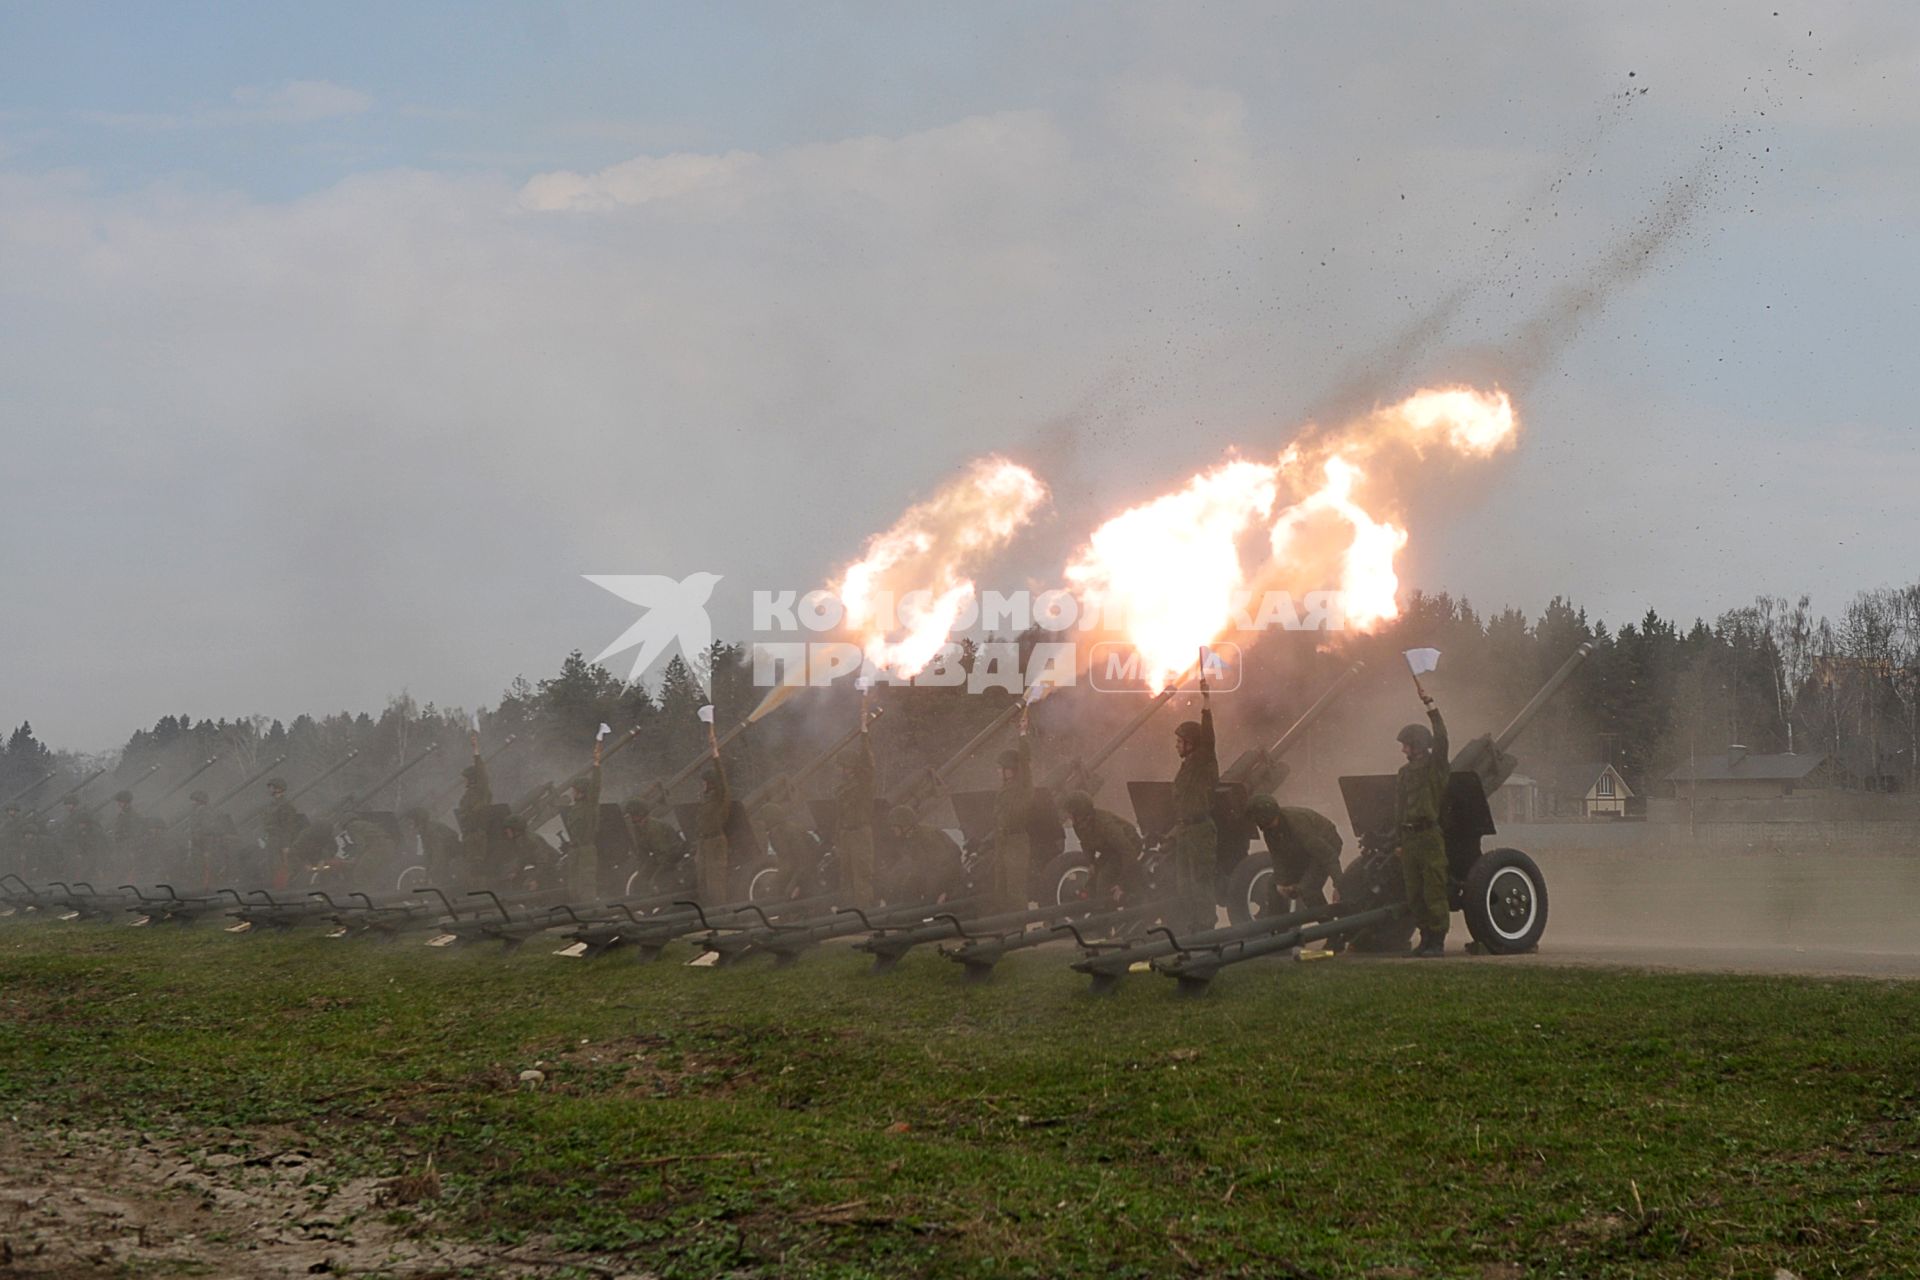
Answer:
(1037, 660, 1368, 917)
(1326, 642, 1593, 957)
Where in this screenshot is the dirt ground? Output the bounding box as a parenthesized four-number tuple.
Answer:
(0, 1124, 636, 1280)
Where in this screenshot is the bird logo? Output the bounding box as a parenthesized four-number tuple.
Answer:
(584, 572, 723, 687)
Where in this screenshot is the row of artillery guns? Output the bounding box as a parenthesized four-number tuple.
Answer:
(1, 644, 1592, 1000)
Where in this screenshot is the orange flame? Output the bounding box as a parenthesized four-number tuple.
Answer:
(1065, 385, 1516, 674)
(835, 456, 1047, 679)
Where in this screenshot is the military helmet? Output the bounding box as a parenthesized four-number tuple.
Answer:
(622, 798, 651, 818)
(1397, 722, 1433, 752)
(1175, 720, 1204, 743)
(887, 804, 917, 831)
(569, 774, 593, 794)
(758, 801, 787, 826)
(267, 777, 288, 791)
(1245, 793, 1281, 823)
(461, 765, 481, 782)
(502, 813, 527, 833)
(996, 748, 1022, 770)
(702, 767, 723, 790)
(113, 789, 133, 803)
(188, 789, 210, 803)
(1061, 790, 1095, 820)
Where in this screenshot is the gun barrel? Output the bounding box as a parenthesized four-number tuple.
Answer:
(1490, 642, 1594, 754)
(895, 698, 1025, 810)
(83, 763, 161, 815)
(337, 742, 441, 814)
(746, 705, 888, 811)
(1266, 659, 1368, 760)
(33, 768, 106, 818)
(151, 756, 222, 809)
(2, 771, 55, 809)
(233, 751, 360, 831)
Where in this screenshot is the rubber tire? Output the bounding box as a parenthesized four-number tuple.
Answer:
(1033, 852, 1092, 907)
(1224, 852, 1274, 926)
(742, 859, 782, 902)
(394, 864, 428, 894)
(1462, 847, 1549, 954)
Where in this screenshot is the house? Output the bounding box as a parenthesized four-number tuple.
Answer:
(1665, 746, 1830, 801)
(1539, 762, 1634, 818)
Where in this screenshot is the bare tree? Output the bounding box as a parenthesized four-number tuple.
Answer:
(1753, 594, 1816, 754)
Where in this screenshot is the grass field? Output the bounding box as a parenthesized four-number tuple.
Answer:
(2, 920, 1917, 1279)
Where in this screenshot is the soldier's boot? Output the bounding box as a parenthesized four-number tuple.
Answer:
(1414, 930, 1445, 958)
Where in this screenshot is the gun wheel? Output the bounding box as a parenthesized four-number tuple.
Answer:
(1034, 853, 1091, 907)
(1224, 852, 1274, 926)
(1463, 847, 1548, 954)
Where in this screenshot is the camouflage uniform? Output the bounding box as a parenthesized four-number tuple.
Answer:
(695, 760, 731, 904)
(184, 793, 233, 889)
(1395, 707, 1451, 942)
(0, 806, 41, 879)
(261, 785, 302, 890)
(623, 800, 687, 894)
(455, 755, 493, 879)
(1067, 800, 1143, 903)
(833, 729, 877, 903)
(885, 809, 965, 905)
(991, 737, 1034, 912)
(759, 802, 824, 898)
(497, 820, 559, 891)
(1170, 706, 1219, 932)
(56, 803, 102, 879)
(561, 764, 602, 899)
(1249, 801, 1343, 913)
(110, 796, 146, 879)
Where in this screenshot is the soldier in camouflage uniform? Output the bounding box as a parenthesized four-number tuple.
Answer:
(455, 752, 492, 878)
(833, 713, 878, 903)
(1169, 681, 1219, 932)
(1394, 696, 1451, 957)
(884, 805, 964, 905)
(261, 778, 302, 890)
(56, 795, 102, 880)
(0, 803, 40, 879)
(694, 754, 731, 904)
(991, 726, 1033, 913)
(622, 798, 688, 894)
(757, 800, 824, 899)
(560, 763, 602, 899)
(1061, 790, 1142, 905)
(109, 790, 146, 881)
(405, 808, 465, 888)
(183, 789, 233, 889)
(496, 813, 559, 891)
(1244, 795, 1343, 915)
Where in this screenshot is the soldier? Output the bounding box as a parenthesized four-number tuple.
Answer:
(757, 800, 824, 899)
(55, 795, 102, 880)
(622, 797, 688, 894)
(109, 790, 145, 880)
(1169, 676, 1219, 932)
(1061, 790, 1142, 905)
(1244, 795, 1343, 916)
(0, 802, 40, 879)
(261, 777, 302, 890)
(1394, 694, 1451, 957)
(496, 813, 559, 891)
(405, 808, 466, 887)
(883, 805, 964, 905)
(560, 763, 602, 899)
(832, 711, 878, 903)
(991, 718, 1034, 912)
(694, 752, 731, 904)
(184, 789, 234, 888)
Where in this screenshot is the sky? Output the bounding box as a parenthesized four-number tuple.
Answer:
(0, 1, 1914, 750)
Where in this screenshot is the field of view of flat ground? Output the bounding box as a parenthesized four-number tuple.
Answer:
(4, 835, 1918, 1280)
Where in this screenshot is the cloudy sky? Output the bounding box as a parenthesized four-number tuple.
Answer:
(1, 2, 1914, 748)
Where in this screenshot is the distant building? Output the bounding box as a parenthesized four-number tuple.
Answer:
(1666, 746, 1830, 801)
(1540, 762, 1634, 818)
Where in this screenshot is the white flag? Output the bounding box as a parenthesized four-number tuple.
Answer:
(1403, 648, 1442, 677)
(470, 711, 483, 732)
(595, 722, 613, 741)
(854, 675, 873, 692)
(697, 704, 716, 724)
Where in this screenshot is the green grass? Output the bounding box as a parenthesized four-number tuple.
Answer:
(2, 920, 1917, 1279)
